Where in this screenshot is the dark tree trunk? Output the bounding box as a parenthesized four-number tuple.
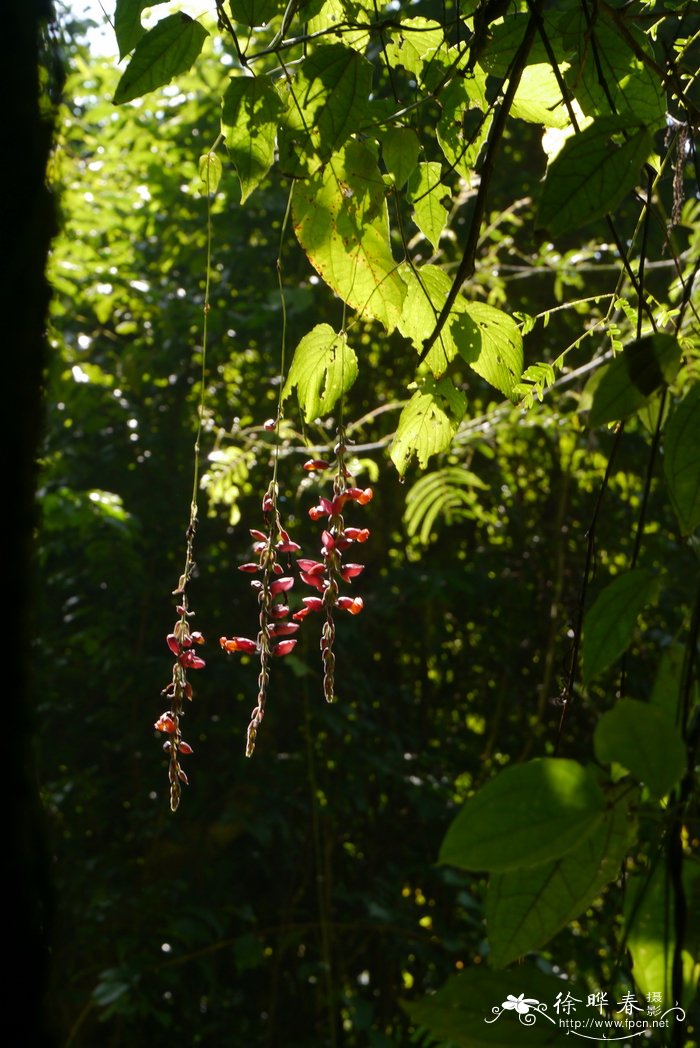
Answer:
(7, 2, 58, 1043)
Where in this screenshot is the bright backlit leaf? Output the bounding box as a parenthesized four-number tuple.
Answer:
(292, 141, 407, 331)
(114, 0, 169, 59)
(382, 127, 420, 189)
(390, 377, 466, 475)
(281, 324, 358, 422)
(407, 163, 449, 251)
(222, 77, 284, 202)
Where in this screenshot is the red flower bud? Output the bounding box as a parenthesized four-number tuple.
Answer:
(300, 571, 325, 592)
(321, 530, 335, 551)
(271, 639, 297, 657)
(166, 633, 180, 655)
(263, 418, 277, 431)
(179, 650, 206, 669)
(154, 713, 177, 734)
(276, 538, 302, 553)
(302, 596, 324, 610)
(344, 527, 370, 542)
(270, 576, 294, 595)
(268, 622, 299, 637)
(239, 562, 261, 573)
(190, 631, 205, 644)
(303, 459, 331, 471)
(250, 529, 267, 541)
(220, 637, 258, 654)
(337, 596, 364, 615)
(292, 608, 311, 621)
(262, 493, 274, 512)
(178, 740, 194, 755)
(341, 563, 365, 581)
(297, 559, 325, 575)
(271, 604, 290, 619)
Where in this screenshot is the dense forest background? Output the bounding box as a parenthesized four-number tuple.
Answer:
(33, 0, 699, 1044)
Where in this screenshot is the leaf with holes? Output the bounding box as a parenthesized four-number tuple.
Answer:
(537, 116, 652, 237)
(113, 14, 209, 104)
(390, 377, 466, 475)
(281, 325, 358, 422)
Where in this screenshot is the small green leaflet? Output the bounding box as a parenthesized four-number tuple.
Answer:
(382, 128, 420, 189)
(390, 377, 466, 475)
(587, 334, 681, 427)
(594, 699, 686, 801)
(407, 163, 448, 251)
(113, 14, 209, 105)
(663, 383, 700, 536)
(114, 0, 169, 59)
(222, 77, 284, 202)
(281, 324, 358, 422)
(292, 141, 406, 332)
(487, 786, 636, 968)
(581, 569, 659, 684)
(537, 116, 652, 237)
(199, 152, 222, 196)
(439, 758, 604, 873)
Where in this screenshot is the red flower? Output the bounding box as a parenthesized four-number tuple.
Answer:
(154, 713, 177, 734)
(271, 639, 297, 657)
(220, 636, 258, 654)
(337, 596, 364, 615)
(270, 576, 295, 595)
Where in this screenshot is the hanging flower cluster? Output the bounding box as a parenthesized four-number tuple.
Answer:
(294, 440, 372, 703)
(220, 480, 301, 757)
(154, 579, 205, 811)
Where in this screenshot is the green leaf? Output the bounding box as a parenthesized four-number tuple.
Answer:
(407, 162, 448, 251)
(113, 14, 209, 105)
(404, 467, 489, 544)
(439, 758, 604, 873)
(625, 861, 700, 1008)
(663, 383, 700, 536)
(292, 141, 407, 331)
(222, 77, 284, 202)
(594, 698, 686, 800)
(384, 18, 444, 79)
(396, 265, 523, 394)
(281, 324, 358, 422)
(510, 64, 569, 128)
(229, 0, 286, 26)
(651, 643, 698, 724)
(588, 334, 682, 427)
(459, 301, 524, 399)
(402, 968, 576, 1046)
(382, 128, 420, 190)
(581, 569, 659, 684)
(537, 116, 652, 237)
(199, 151, 222, 195)
(487, 787, 636, 968)
(437, 75, 491, 183)
(277, 44, 373, 176)
(565, 16, 666, 128)
(390, 377, 466, 476)
(114, 0, 169, 59)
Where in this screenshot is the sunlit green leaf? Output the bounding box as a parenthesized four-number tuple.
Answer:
(281, 324, 358, 422)
(436, 74, 490, 182)
(113, 14, 209, 104)
(537, 116, 652, 236)
(459, 301, 524, 399)
(382, 127, 420, 189)
(229, 0, 286, 26)
(594, 699, 686, 800)
(390, 377, 466, 475)
(663, 383, 700, 536)
(292, 141, 406, 331)
(114, 0, 169, 59)
(384, 18, 444, 79)
(487, 786, 636, 968)
(407, 162, 448, 251)
(582, 570, 659, 684)
(222, 76, 284, 202)
(199, 151, 222, 195)
(439, 759, 604, 872)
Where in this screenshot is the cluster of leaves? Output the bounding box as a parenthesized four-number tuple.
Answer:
(37, 0, 700, 1044)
